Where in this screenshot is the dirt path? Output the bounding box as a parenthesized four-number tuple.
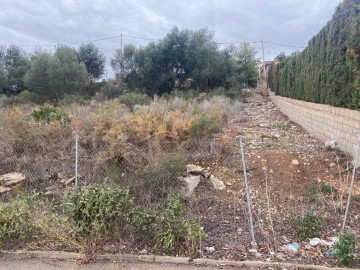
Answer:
(192, 88, 360, 267)
(0, 257, 275, 270)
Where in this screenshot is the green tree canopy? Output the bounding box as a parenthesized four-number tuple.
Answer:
(78, 43, 106, 79)
(110, 27, 253, 95)
(24, 46, 88, 102)
(4, 45, 30, 94)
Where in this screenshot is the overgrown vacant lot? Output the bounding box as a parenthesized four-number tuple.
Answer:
(0, 89, 359, 267)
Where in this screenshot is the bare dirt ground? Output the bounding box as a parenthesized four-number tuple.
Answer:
(0, 257, 290, 270)
(188, 88, 360, 267)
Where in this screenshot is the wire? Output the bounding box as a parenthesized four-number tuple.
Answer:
(1, 33, 306, 50)
(263, 41, 305, 49)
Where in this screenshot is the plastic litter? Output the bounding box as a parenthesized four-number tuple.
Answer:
(309, 238, 321, 246)
(281, 243, 300, 253)
(325, 249, 337, 256)
(325, 140, 337, 150)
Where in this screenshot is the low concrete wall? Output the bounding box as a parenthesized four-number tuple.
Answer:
(269, 91, 360, 158)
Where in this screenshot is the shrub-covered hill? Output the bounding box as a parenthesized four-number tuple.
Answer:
(269, 0, 360, 109)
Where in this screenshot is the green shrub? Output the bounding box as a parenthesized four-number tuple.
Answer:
(63, 184, 135, 235)
(119, 92, 150, 109)
(209, 87, 242, 100)
(32, 107, 71, 125)
(0, 193, 37, 245)
(151, 194, 205, 254)
(162, 89, 201, 100)
(189, 113, 220, 139)
(335, 229, 357, 266)
(291, 211, 321, 239)
(58, 94, 89, 106)
(2, 90, 34, 106)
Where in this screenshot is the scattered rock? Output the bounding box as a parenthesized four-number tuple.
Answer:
(139, 249, 148, 255)
(205, 246, 215, 253)
(248, 248, 257, 253)
(225, 182, 232, 186)
(0, 172, 26, 187)
(180, 175, 201, 198)
(202, 169, 211, 178)
(0, 186, 11, 194)
(186, 164, 203, 174)
(291, 160, 299, 165)
(210, 175, 225, 190)
(309, 238, 321, 246)
(255, 252, 262, 258)
(65, 176, 75, 185)
(102, 242, 116, 253)
(289, 194, 296, 200)
(329, 162, 336, 168)
(275, 252, 285, 260)
(325, 140, 337, 150)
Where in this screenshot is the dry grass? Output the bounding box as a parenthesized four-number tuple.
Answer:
(0, 94, 242, 199)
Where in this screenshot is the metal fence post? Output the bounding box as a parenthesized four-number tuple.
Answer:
(240, 138, 256, 247)
(342, 133, 360, 230)
(75, 135, 79, 187)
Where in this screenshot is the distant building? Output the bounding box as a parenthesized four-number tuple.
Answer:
(259, 59, 279, 88)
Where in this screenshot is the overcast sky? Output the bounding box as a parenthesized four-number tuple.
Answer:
(0, 0, 341, 78)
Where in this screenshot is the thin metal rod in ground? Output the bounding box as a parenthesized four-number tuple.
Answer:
(75, 135, 79, 187)
(240, 138, 256, 247)
(342, 133, 360, 230)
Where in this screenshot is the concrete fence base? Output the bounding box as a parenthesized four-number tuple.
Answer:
(269, 91, 360, 159)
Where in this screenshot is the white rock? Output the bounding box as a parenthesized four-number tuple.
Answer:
(248, 248, 257, 253)
(186, 164, 203, 174)
(0, 186, 11, 194)
(139, 249, 148, 254)
(291, 160, 299, 165)
(205, 246, 215, 253)
(210, 175, 225, 190)
(180, 175, 201, 198)
(325, 140, 337, 149)
(0, 172, 26, 186)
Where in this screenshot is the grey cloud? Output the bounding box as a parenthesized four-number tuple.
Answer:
(0, 0, 342, 74)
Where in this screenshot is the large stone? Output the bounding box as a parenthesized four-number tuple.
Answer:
(186, 164, 204, 174)
(210, 175, 226, 190)
(0, 186, 11, 194)
(0, 172, 26, 187)
(180, 175, 201, 198)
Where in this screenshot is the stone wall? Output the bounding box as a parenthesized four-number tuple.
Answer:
(269, 91, 360, 158)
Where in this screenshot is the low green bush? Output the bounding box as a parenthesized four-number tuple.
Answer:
(189, 113, 220, 139)
(119, 92, 150, 109)
(0, 193, 37, 245)
(208, 87, 242, 100)
(335, 229, 357, 266)
(32, 107, 71, 125)
(132, 194, 205, 254)
(58, 94, 89, 106)
(63, 184, 135, 235)
(290, 211, 321, 239)
(153, 194, 205, 254)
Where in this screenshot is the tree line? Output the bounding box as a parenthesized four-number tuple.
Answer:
(268, 0, 360, 109)
(0, 27, 259, 103)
